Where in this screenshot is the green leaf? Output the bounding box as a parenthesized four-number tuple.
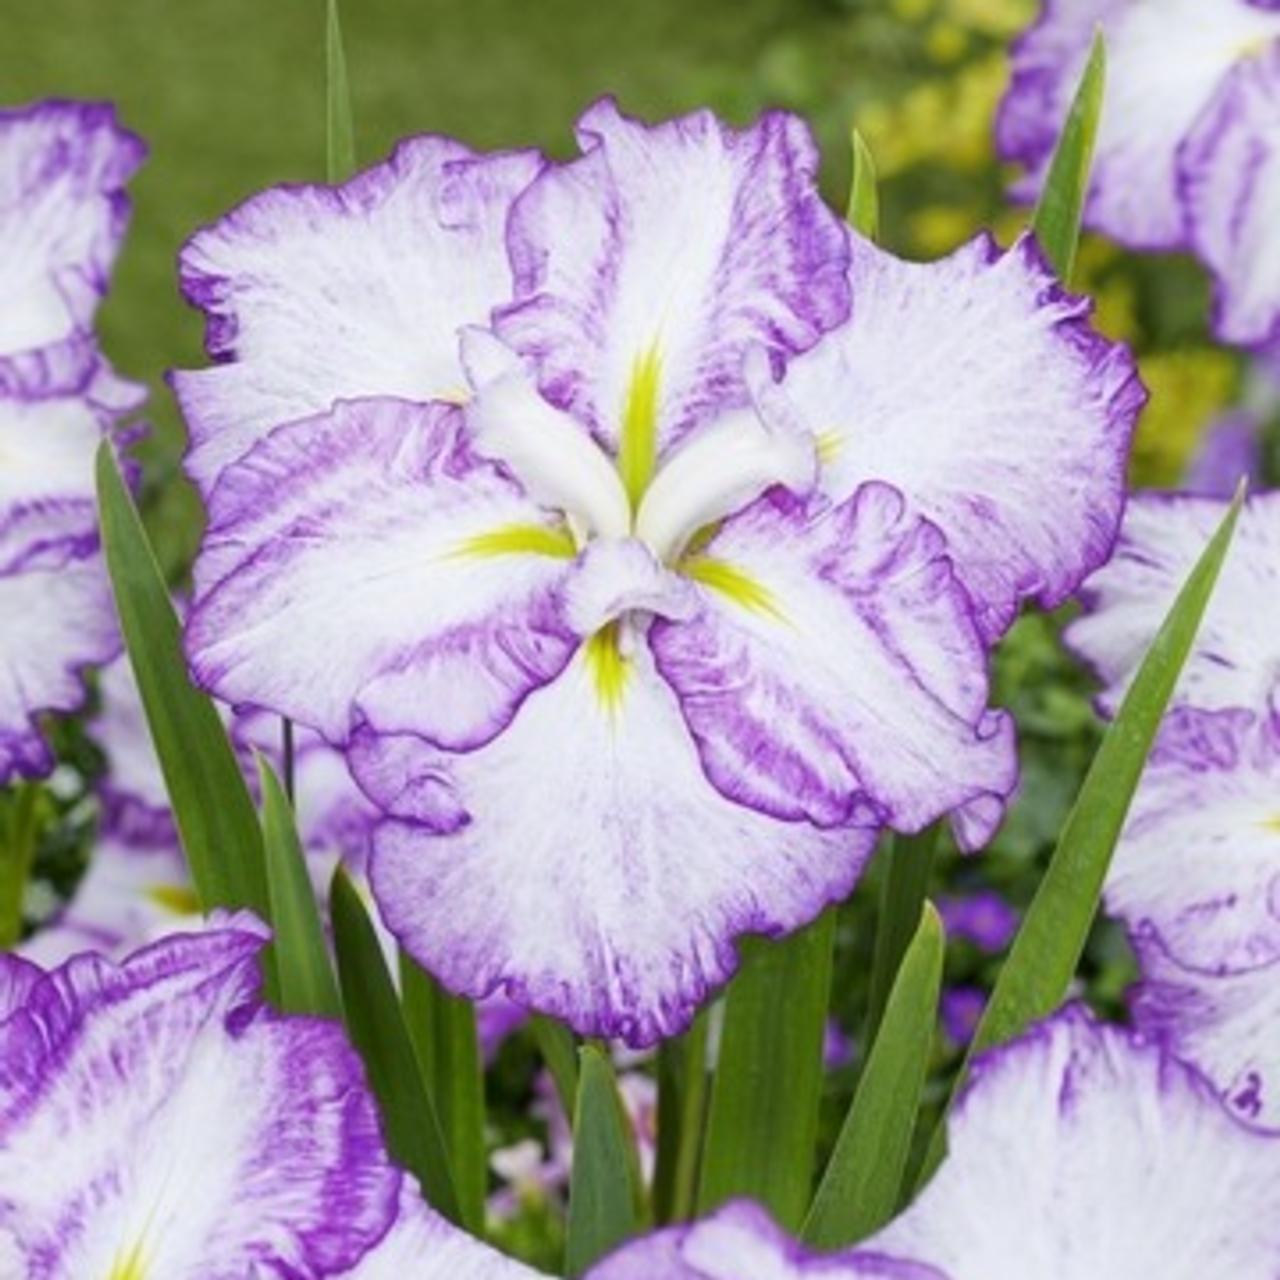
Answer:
(1030, 30, 1105, 282)
(652, 1009, 710, 1224)
(696, 909, 835, 1230)
(0, 785, 42, 949)
(565, 1044, 641, 1276)
(325, 0, 356, 182)
(532, 1013, 580, 1122)
(862, 827, 938, 1052)
(95, 443, 268, 919)
(846, 127, 879, 240)
(400, 952, 486, 1234)
(330, 867, 461, 1224)
(916, 484, 1245, 1189)
(804, 902, 944, 1248)
(257, 756, 341, 1019)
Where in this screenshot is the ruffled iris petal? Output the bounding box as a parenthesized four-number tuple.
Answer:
(781, 232, 1143, 642)
(172, 138, 542, 496)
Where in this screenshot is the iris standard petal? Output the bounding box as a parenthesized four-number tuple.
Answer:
(867, 1004, 1280, 1278)
(1181, 45, 1280, 349)
(588, 1200, 944, 1280)
(1109, 705, 1280, 975)
(997, 0, 1280, 250)
(186, 397, 579, 749)
(494, 98, 850, 474)
(651, 482, 1017, 849)
(780, 232, 1143, 642)
(0, 100, 144, 396)
(172, 137, 542, 496)
(1066, 493, 1280, 716)
(358, 641, 878, 1047)
(0, 922, 400, 1278)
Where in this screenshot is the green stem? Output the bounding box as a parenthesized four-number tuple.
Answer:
(653, 1008, 710, 1224)
(0, 785, 40, 949)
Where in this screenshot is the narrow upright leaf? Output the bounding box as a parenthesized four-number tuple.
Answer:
(804, 903, 944, 1248)
(697, 910, 835, 1230)
(532, 1013, 580, 1122)
(565, 1044, 641, 1276)
(862, 828, 938, 1051)
(326, 0, 356, 182)
(257, 756, 341, 1019)
(330, 868, 461, 1224)
(0, 785, 41, 949)
(916, 485, 1245, 1188)
(1031, 30, 1106, 282)
(95, 443, 267, 918)
(846, 127, 879, 240)
(400, 952, 487, 1234)
(652, 1009, 710, 1225)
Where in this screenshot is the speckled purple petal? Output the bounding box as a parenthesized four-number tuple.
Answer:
(0, 503, 120, 784)
(997, 0, 1280, 251)
(0, 100, 144, 397)
(172, 138, 541, 496)
(587, 1200, 945, 1279)
(868, 1003, 1280, 1276)
(780, 232, 1143, 642)
(186, 397, 579, 749)
(0, 920, 400, 1277)
(1066, 492, 1280, 716)
(1109, 705, 1280, 975)
(358, 641, 879, 1048)
(1133, 926, 1280, 1128)
(0, 955, 41, 1024)
(494, 98, 850, 460)
(1181, 45, 1280, 349)
(652, 482, 1017, 851)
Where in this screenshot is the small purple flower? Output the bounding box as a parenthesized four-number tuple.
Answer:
(0, 101, 146, 783)
(937, 891, 1018, 953)
(866, 1004, 1280, 1275)
(940, 986, 987, 1047)
(177, 101, 1137, 1045)
(0, 918, 400, 1276)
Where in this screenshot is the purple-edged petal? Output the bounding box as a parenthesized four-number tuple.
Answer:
(186, 397, 578, 749)
(357, 641, 879, 1047)
(588, 1200, 945, 1279)
(338, 1185, 540, 1278)
(1109, 705, 1280, 974)
(1133, 928, 1280, 1128)
(172, 138, 541, 496)
(868, 1004, 1280, 1276)
(0, 100, 144, 395)
(494, 98, 850, 460)
(996, 0, 1280, 250)
(0, 504, 119, 783)
(0, 393, 112, 515)
(1181, 45, 1280, 349)
(779, 232, 1143, 641)
(652, 483, 1017, 850)
(1066, 492, 1280, 715)
(0, 921, 400, 1277)
(0, 955, 41, 1024)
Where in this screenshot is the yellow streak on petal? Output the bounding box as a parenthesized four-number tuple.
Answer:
(681, 557, 786, 622)
(1259, 815, 1280, 833)
(108, 1240, 149, 1280)
(815, 429, 845, 466)
(146, 883, 201, 916)
(452, 523, 577, 560)
(618, 343, 664, 510)
(435, 385, 472, 406)
(584, 622, 629, 715)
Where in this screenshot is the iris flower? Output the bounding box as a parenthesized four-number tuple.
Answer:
(998, 1, 1280, 346)
(0, 101, 145, 782)
(177, 102, 1139, 1044)
(864, 1005, 1280, 1277)
(0, 918, 400, 1277)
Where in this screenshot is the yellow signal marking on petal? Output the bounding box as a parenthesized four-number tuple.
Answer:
(108, 1240, 150, 1280)
(146, 883, 201, 916)
(584, 622, 630, 715)
(452, 523, 578, 560)
(681, 557, 785, 622)
(816, 429, 846, 466)
(434, 385, 472, 406)
(1260, 815, 1280, 833)
(618, 343, 664, 511)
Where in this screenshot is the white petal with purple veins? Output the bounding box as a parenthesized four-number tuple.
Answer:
(779, 233, 1142, 641)
(1066, 493, 1280, 715)
(868, 1005, 1280, 1277)
(173, 138, 541, 495)
(186, 397, 579, 749)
